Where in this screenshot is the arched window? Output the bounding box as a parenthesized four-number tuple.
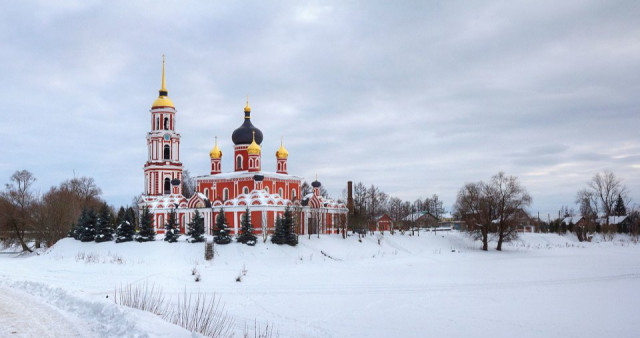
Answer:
(278, 188, 283, 197)
(156, 117, 160, 130)
(265, 186, 269, 194)
(223, 188, 229, 201)
(291, 189, 297, 200)
(164, 117, 169, 130)
(164, 145, 170, 160)
(203, 188, 209, 200)
(243, 187, 249, 195)
(164, 178, 171, 194)
(256, 159, 260, 168)
(236, 155, 243, 170)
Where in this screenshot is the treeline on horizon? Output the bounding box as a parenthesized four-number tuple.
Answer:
(0, 168, 637, 252)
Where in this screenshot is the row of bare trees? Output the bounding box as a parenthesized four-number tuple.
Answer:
(453, 170, 636, 250)
(0, 170, 104, 251)
(344, 182, 446, 234)
(542, 171, 636, 240)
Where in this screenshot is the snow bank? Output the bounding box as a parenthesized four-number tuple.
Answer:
(0, 280, 196, 337)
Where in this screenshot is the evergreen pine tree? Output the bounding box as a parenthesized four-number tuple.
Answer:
(283, 207, 298, 246)
(237, 207, 257, 246)
(214, 208, 231, 244)
(272, 207, 297, 246)
(187, 209, 205, 243)
(271, 216, 286, 244)
(70, 207, 88, 240)
(614, 194, 627, 216)
(115, 206, 126, 226)
(136, 206, 156, 242)
(115, 219, 135, 243)
(164, 209, 180, 243)
(95, 203, 114, 242)
(79, 208, 98, 242)
(125, 207, 138, 230)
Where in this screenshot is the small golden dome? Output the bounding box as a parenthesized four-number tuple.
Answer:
(152, 96, 174, 108)
(276, 137, 288, 159)
(247, 131, 261, 155)
(244, 95, 251, 113)
(152, 55, 175, 108)
(209, 137, 222, 159)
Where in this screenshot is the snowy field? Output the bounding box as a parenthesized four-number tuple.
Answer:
(1, 231, 640, 337)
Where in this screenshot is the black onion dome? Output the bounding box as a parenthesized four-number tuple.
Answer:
(232, 110, 263, 145)
(311, 180, 322, 188)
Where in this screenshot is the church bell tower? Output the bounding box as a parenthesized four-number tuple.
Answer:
(143, 55, 183, 196)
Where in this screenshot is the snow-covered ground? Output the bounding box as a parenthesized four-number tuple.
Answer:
(1, 232, 639, 337)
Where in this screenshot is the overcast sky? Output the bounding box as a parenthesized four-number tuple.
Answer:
(1, 1, 639, 217)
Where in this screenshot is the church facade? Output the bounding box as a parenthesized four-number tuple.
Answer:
(138, 59, 348, 237)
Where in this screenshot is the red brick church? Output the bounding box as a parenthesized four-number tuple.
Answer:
(138, 58, 348, 236)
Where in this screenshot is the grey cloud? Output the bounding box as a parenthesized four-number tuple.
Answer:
(1, 1, 639, 216)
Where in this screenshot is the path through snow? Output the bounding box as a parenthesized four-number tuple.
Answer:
(0, 286, 90, 338)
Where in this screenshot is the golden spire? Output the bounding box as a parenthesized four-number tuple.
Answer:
(161, 54, 167, 93)
(244, 95, 251, 113)
(247, 131, 261, 155)
(152, 54, 174, 108)
(209, 136, 222, 159)
(276, 136, 289, 159)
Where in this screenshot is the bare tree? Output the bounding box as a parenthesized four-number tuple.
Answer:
(33, 186, 82, 247)
(61, 176, 102, 209)
(388, 197, 403, 234)
(454, 172, 531, 251)
(367, 185, 385, 233)
(181, 170, 196, 199)
(427, 194, 446, 221)
(301, 182, 311, 196)
(454, 182, 492, 251)
(1, 170, 37, 251)
(586, 170, 628, 235)
(575, 189, 598, 240)
(490, 172, 532, 251)
(350, 182, 367, 235)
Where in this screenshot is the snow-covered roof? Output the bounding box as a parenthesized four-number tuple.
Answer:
(440, 212, 454, 220)
(222, 189, 291, 208)
(598, 216, 627, 225)
(402, 211, 431, 222)
(139, 194, 188, 209)
(561, 216, 583, 225)
(194, 171, 303, 182)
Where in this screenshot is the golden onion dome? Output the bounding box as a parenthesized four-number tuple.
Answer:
(247, 131, 261, 155)
(276, 137, 288, 159)
(152, 55, 175, 108)
(209, 137, 222, 159)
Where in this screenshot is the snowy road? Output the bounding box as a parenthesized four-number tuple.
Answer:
(0, 286, 90, 338)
